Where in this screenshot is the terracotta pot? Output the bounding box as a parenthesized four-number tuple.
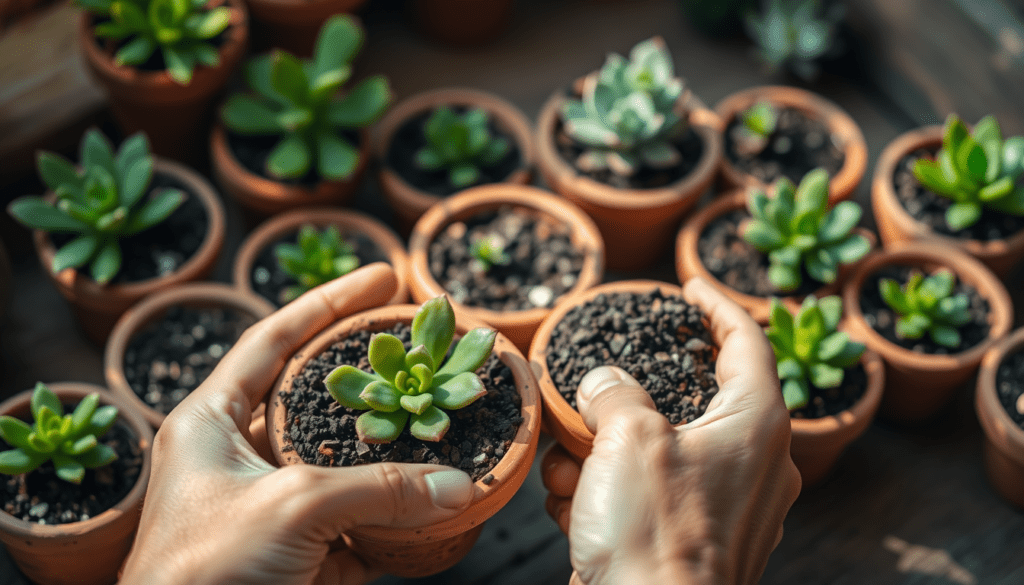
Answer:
(675, 189, 873, 325)
(975, 327, 1024, 509)
(713, 85, 867, 204)
(0, 382, 153, 585)
(103, 283, 274, 429)
(78, 0, 248, 161)
(266, 304, 541, 577)
(410, 0, 514, 46)
(841, 242, 1014, 422)
(535, 90, 722, 271)
(872, 125, 1024, 278)
(375, 87, 535, 235)
(33, 157, 227, 346)
(245, 0, 366, 57)
(407, 184, 605, 354)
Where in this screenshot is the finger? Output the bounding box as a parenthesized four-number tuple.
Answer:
(544, 493, 571, 534)
(570, 570, 585, 585)
(313, 547, 383, 585)
(576, 366, 658, 434)
(541, 443, 580, 498)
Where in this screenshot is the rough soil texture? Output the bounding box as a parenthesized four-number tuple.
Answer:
(724, 106, 845, 185)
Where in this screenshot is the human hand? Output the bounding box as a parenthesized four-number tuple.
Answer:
(541, 277, 801, 585)
(120, 264, 477, 585)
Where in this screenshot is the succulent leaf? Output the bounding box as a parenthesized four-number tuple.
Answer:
(879, 269, 970, 348)
(355, 410, 408, 444)
(409, 406, 450, 442)
(323, 366, 375, 409)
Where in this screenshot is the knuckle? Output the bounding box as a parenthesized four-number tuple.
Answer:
(372, 463, 412, 524)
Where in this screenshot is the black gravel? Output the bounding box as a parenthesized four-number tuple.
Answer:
(790, 363, 868, 419)
(996, 348, 1024, 429)
(724, 106, 845, 185)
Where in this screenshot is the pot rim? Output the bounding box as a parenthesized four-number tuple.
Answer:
(976, 327, 1024, 466)
(789, 347, 885, 439)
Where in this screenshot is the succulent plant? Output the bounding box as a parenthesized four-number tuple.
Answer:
(912, 114, 1024, 231)
(469, 233, 511, 272)
(878, 269, 971, 349)
(740, 100, 779, 140)
(75, 0, 234, 85)
(7, 129, 184, 284)
(742, 168, 871, 292)
(0, 383, 119, 485)
(274, 224, 360, 304)
(560, 36, 689, 177)
(415, 106, 511, 189)
(220, 15, 391, 181)
(323, 296, 497, 443)
(744, 0, 843, 80)
(766, 296, 864, 410)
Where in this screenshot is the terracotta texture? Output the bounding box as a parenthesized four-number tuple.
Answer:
(245, 0, 366, 57)
(535, 90, 722, 271)
(104, 283, 274, 429)
(975, 327, 1024, 509)
(872, 125, 1024, 278)
(841, 242, 1014, 422)
(266, 304, 541, 577)
(375, 87, 535, 235)
(407, 184, 605, 354)
(0, 382, 153, 585)
(33, 158, 226, 346)
(713, 85, 867, 204)
(411, 0, 514, 46)
(78, 0, 248, 160)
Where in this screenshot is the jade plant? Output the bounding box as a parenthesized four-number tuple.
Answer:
(766, 296, 864, 410)
(742, 168, 871, 292)
(7, 129, 184, 284)
(912, 114, 1024, 231)
(0, 383, 119, 485)
(220, 15, 391, 181)
(879, 269, 971, 348)
(744, 0, 842, 80)
(560, 36, 688, 177)
(323, 296, 497, 443)
(274, 224, 359, 304)
(469, 234, 511, 272)
(76, 0, 233, 85)
(415, 107, 511, 189)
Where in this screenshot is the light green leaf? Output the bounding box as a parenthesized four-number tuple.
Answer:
(809, 363, 844, 389)
(53, 454, 85, 484)
(0, 417, 33, 450)
(436, 328, 496, 378)
(327, 76, 391, 128)
(312, 14, 363, 79)
(359, 380, 402, 412)
(266, 135, 311, 179)
(114, 36, 155, 66)
(52, 235, 99, 273)
(409, 406, 450, 442)
(367, 333, 406, 383)
(220, 95, 284, 134)
(355, 410, 408, 443)
(931, 325, 961, 349)
(432, 372, 487, 410)
(323, 365, 375, 410)
(782, 378, 809, 411)
(90, 240, 122, 284)
(78, 443, 117, 468)
(400, 393, 433, 415)
(0, 449, 47, 475)
(316, 132, 359, 181)
(120, 155, 153, 208)
(124, 189, 185, 234)
(37, 152, 82, 193)
(411, 296, 456, 369)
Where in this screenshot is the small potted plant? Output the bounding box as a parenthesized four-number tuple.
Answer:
(265, 295, 540, 577)
(744, 0, 844, 81)
(676, 168, 872, 324)
(872, 114, 1024, 277)
(213, 14, 390, 216)
(975, 326, 1024, 509)
(243, 0, 364, 57)
(534, 36, 723, 271)
(375, 87, 535, 234)
(0, 382, 153, 585)
(6, 129, 226, 344)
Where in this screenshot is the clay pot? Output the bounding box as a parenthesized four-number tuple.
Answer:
(713, 85, 867, 204)
(841, 242, 1014, 422)
(265, 304, 540, 577)
(410, 0, 514, 46)
(535, 90, 722, 271)
(872, 125, 1024, 278)
(245, 0, 366, 57)
(33, 158, 226, 346)
(976, 327, 1024, 509)
(375, 87, 535, 235)
(0, 382, 153, 585)
(233, 207, 410, 308)
(407, 184, 605, 354)
(78, 0, 248, 161)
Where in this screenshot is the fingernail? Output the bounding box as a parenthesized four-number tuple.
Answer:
(577, 366, 629, 403)
(425, 469, 474, 509)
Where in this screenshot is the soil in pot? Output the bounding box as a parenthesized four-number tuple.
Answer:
(545, 289, 718, 424)
(225, 129, 362, 188)
(281, 323, 523, 481)
(122, 306, 257, 415)
(996, 349, 1024, 428)
(428, 206, 586, 312)
(789, 363, 868, 420)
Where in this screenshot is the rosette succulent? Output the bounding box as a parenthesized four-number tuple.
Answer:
(745, 0, 843, 80)
(415, 106, 511, 189)
(879, 269, 971, 348)
(274, 224, 360, 304)
(469, 233, 510, 272)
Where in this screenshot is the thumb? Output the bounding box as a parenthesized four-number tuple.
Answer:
(576, 366, 657, 434)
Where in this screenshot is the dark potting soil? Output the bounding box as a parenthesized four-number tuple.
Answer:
(544, 289, 718, 425)
(724, 106, 845, 185)
(251, 230, 390, 308)
(282, 323, 522, 482)
(893, 149, 1024, 241)
(122, 306, 257, 415)
(385, 109, 523, 197)
(698, 209, 822, 298)
(995, 349, 1024, 429)
(789, 363, 868, 419)
(50, 171, 208, 285)
(0, 420, 143, 525)
(858, 265, 991, 354)
(428, 206, 586, 311)
(225, 129, 362, 188)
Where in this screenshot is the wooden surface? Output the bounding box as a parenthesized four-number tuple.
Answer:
(1, 0, 1024, 583)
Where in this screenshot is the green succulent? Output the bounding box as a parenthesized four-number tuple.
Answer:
(0, 383, 119, 485)
(323, 296, 496, 443)
(766, 296, 864, 410)
(415, 107, 511, 189)
(469, 234, 511, 272)
(742, 168, 871, 292)
(560, 36, 688, 177)
(220, 15, 391, 181)
(912, 114, 1024, 231)
(745, 0, 842, 80)
(740, 100, 779, 140)
(274, 224, 360, 304)
(7, 129, 184, 284)
(879, 269, 971, 349)
(75, 0, 233, 85)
